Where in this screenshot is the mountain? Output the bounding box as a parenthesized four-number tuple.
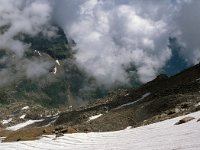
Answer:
(0, 61, 200, 142)
(0, 28, 191, 110)
(0, 26, 109, 108)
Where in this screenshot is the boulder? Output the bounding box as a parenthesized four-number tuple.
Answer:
(56, 132, 64, 138)
(195, 105, 200, 111)
(175, 117, 195, 125)
(53, 126, 77, 135)
(180, 102, 191, 109)
(68, 127, 77, 133)
(167, 108, 180, 115)
(55, 126, 64, 131)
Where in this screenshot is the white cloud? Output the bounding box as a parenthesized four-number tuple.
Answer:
(59, 1, 172, 85)
(0, 0, 54, 57)
(57, 0, 200, 85)
(174, 0, 200, 64)
(0, 0, 200, 87)
(24, 59, 51, 79)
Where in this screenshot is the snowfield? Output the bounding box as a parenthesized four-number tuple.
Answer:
(6, 120, 44, 131)
(1, 111, 200, 150)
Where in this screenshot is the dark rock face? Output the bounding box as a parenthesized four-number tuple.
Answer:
(155, 74, 169, 81)
(175, 117, 195, 125)
(55, 133, 64, 138)
(43, 62, 200, 132)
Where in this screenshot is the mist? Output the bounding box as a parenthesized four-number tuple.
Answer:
(0, 0, 200, 87)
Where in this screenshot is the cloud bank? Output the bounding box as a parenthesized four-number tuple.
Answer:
(0, 0, 200, 87)
(54, 0, 200, 85)
(0, 0, 56, 86)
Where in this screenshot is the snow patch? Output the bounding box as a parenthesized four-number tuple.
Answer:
(1, 118, 12, 125)
(56, 60, 60, 66)
(115, 92, 151, 110)
(88, 114, 103, 122)
(195, 102, 200, 107)
(34, 50, 42, 56)
(1, 111, 200, 150)
(21, 106, 29, 110)
(6, 119, 43, 131)
(46, 115, 52, 118)
(124, 93, 129, 96)
(53, 67, 57, 74)
(20, 115, 26, 119)
(196, 78, 200, 81)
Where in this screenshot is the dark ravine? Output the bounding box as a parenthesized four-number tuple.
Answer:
(1, 62, 200, 142)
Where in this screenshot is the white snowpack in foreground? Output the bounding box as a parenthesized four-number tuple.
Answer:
(6, 120, 43, 131)
(88, 114, 103, 122)
(1, 111, 200, 150)
(115, 92, 151, 110)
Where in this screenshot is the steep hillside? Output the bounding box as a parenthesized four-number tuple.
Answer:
(0, 26, 109, 109)
(0, 62, 200, 142)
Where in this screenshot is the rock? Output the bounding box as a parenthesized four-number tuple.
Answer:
(181, 102, 191, 109)
(55, 126, 64, 131)
(43, 129, 48, 134)
(197, 118, 200, 122)
(155, 74, 168, 81)
(175, 117, 195, 125)
(159, 113, 167, 118)
(53, 126, 77, 135)
(166, 110, 174, 115)
(67, 127, 77, 133)
(55, 133, 64, 138)
(25, 113, 41, 120)
(195, 102, 200, 107)
(174, 108, 180, 113)
(59, 128, 68, 134)
(195, 105, 200, 111)
(167, 108, 180, 115)
(0, 123, 4, 128)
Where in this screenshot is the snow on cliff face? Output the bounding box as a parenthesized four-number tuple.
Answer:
(1, 111, 200, 150)
(88, 114, 103, 122)
(56, 60, 60, 66)
(115, 92, 151, 110)
(21, 106, 29, 110)
(53, 67, 57, 74)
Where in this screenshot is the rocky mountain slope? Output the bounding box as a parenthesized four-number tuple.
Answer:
(0, 26, 110, 109)
(0, 62, 200, 142)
